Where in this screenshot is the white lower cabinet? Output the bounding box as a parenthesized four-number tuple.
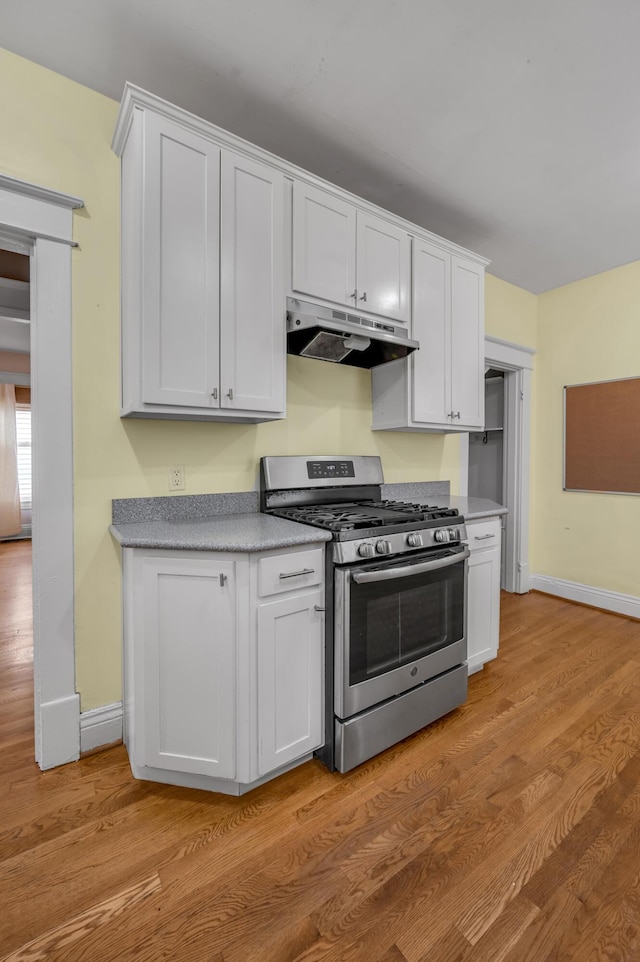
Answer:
(257, 590, 323, 775)
(466, 517, 502, 673)
(122, 543, 324, 794)
(137, 554, 237, 778)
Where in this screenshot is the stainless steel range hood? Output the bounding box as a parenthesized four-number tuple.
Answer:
(286, 297, 419, 368)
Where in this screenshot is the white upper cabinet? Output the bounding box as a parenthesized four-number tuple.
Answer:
(371, 239, 486, 433)
(220, 151, 285, 415)
(291, 181, 411, 323)
(140, 112, 221, 410)
(119, 108, 285, 422)
(356, 211, 411, 322)
(450, 255, 485, 427)
(291, 181, 356, 308)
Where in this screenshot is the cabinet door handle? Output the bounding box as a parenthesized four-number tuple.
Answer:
(359, 291, 367, 302)
(226, 388, 233, 401)
(455, 411, 461, 419)
(211, 388, 218, 399)
(349, 289, 358, 301)
(279, 568, 315, 580)
(474, 533, 496, 540)
(219, 573, 227, 586)
(314, 605, 325, 612)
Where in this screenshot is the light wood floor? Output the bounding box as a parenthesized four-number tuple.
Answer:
(1, 538, 640, 961)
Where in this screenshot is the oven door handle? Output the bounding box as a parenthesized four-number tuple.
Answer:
(350, 547, 470, 584)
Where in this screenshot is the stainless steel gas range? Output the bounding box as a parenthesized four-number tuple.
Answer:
(260, 455, 469, 772)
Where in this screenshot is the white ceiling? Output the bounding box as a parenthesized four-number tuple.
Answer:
(3, 0, 640, 293)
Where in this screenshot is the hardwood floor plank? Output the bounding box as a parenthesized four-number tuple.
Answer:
(2, 547, 640, 962)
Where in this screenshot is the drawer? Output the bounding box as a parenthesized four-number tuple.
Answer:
(258, 548, 324, 597)
(466, 517, 501, 552)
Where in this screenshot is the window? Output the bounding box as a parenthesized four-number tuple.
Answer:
(15, 404, 31, 510)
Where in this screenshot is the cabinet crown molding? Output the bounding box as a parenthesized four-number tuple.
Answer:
(112, 83, 489, 269)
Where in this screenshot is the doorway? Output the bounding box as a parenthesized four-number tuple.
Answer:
(0, 173, 83, 769)
(461, 335, 535, 594)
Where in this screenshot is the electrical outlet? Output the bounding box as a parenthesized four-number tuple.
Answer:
(168, 465, 185, 491)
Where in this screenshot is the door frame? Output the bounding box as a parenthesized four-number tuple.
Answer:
(460, 334, 535, 594)
(0, 173, 83, 769)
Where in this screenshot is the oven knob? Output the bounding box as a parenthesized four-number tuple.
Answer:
(435, 528, 459, 543)
(357, 543, 376, 558)
(376, 540, 392, 555)
(407, 533, 423, 548)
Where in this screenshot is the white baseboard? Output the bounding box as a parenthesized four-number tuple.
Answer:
(529, 574, 640, 620)
(38, 693, 81, 769)
(80, 702, 123, 754)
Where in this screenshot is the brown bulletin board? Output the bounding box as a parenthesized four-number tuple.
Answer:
(564, 376, 640, 494)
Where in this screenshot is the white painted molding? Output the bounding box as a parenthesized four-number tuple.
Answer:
(112, 83, 490, 269)
(530, 574, 640, 620)
(0, 173, 83, 211)
(0, 179, 84, 772)
(485, 334, 536, 369)
(39, 695, 81, 768)
(80, 702, 123, 754)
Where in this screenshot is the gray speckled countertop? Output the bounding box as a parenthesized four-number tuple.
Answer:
(110, 513, 331, 552)
(432, 496, 507, 520)
(381, 484, 507, 520)
(109, 481, 502, 551)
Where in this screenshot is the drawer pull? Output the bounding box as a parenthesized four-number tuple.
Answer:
(314, 605, 326, 613)
(474, 533, 496, 540)
(279, 567, 315, 580)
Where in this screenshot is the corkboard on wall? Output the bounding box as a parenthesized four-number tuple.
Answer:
(564, 376, 640, 494)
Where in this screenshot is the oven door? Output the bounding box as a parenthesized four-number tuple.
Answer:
(334, 544, 469, 719)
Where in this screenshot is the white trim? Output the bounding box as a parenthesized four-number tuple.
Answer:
(530, 574, 640, 620)
(0, 178, 83, 771)
(0, 173, 83, 211)
(80, 702, 123, 754)
(485, 334, 535, 365)
(113, 85, 489, 269)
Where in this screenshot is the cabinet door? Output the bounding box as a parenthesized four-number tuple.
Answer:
(411, 238, 451, 424)
(291, 181, 356, 308)
(257, 590, 323, 775)
(356, 212, 411, 322)
(140, 556, 236, 778)
(220, 152, 285, 414)
(451, 255, 485, 429)
(466, 527, 501, 672)
(141, 112, 221, 408)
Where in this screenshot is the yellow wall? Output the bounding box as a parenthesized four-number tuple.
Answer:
(485, 274, 537, 348)
(534, 262, 640, 596)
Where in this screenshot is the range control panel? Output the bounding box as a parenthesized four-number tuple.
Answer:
(307, 460, 355, 480)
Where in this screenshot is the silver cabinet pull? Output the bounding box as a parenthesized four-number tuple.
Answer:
(212, 388, 218, 399)
(455, 411, 461, 419)
(474, 533, 496, 540)
(349, 289, 357, 300)
(314, 605, 325, 612)
(359, 291, 367, 302)
(219, 573, 227, 586)
(279, 568, 315, 580)
(226, 388, 233, 400)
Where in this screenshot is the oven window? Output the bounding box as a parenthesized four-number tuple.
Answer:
(349, 556, 465, 685)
